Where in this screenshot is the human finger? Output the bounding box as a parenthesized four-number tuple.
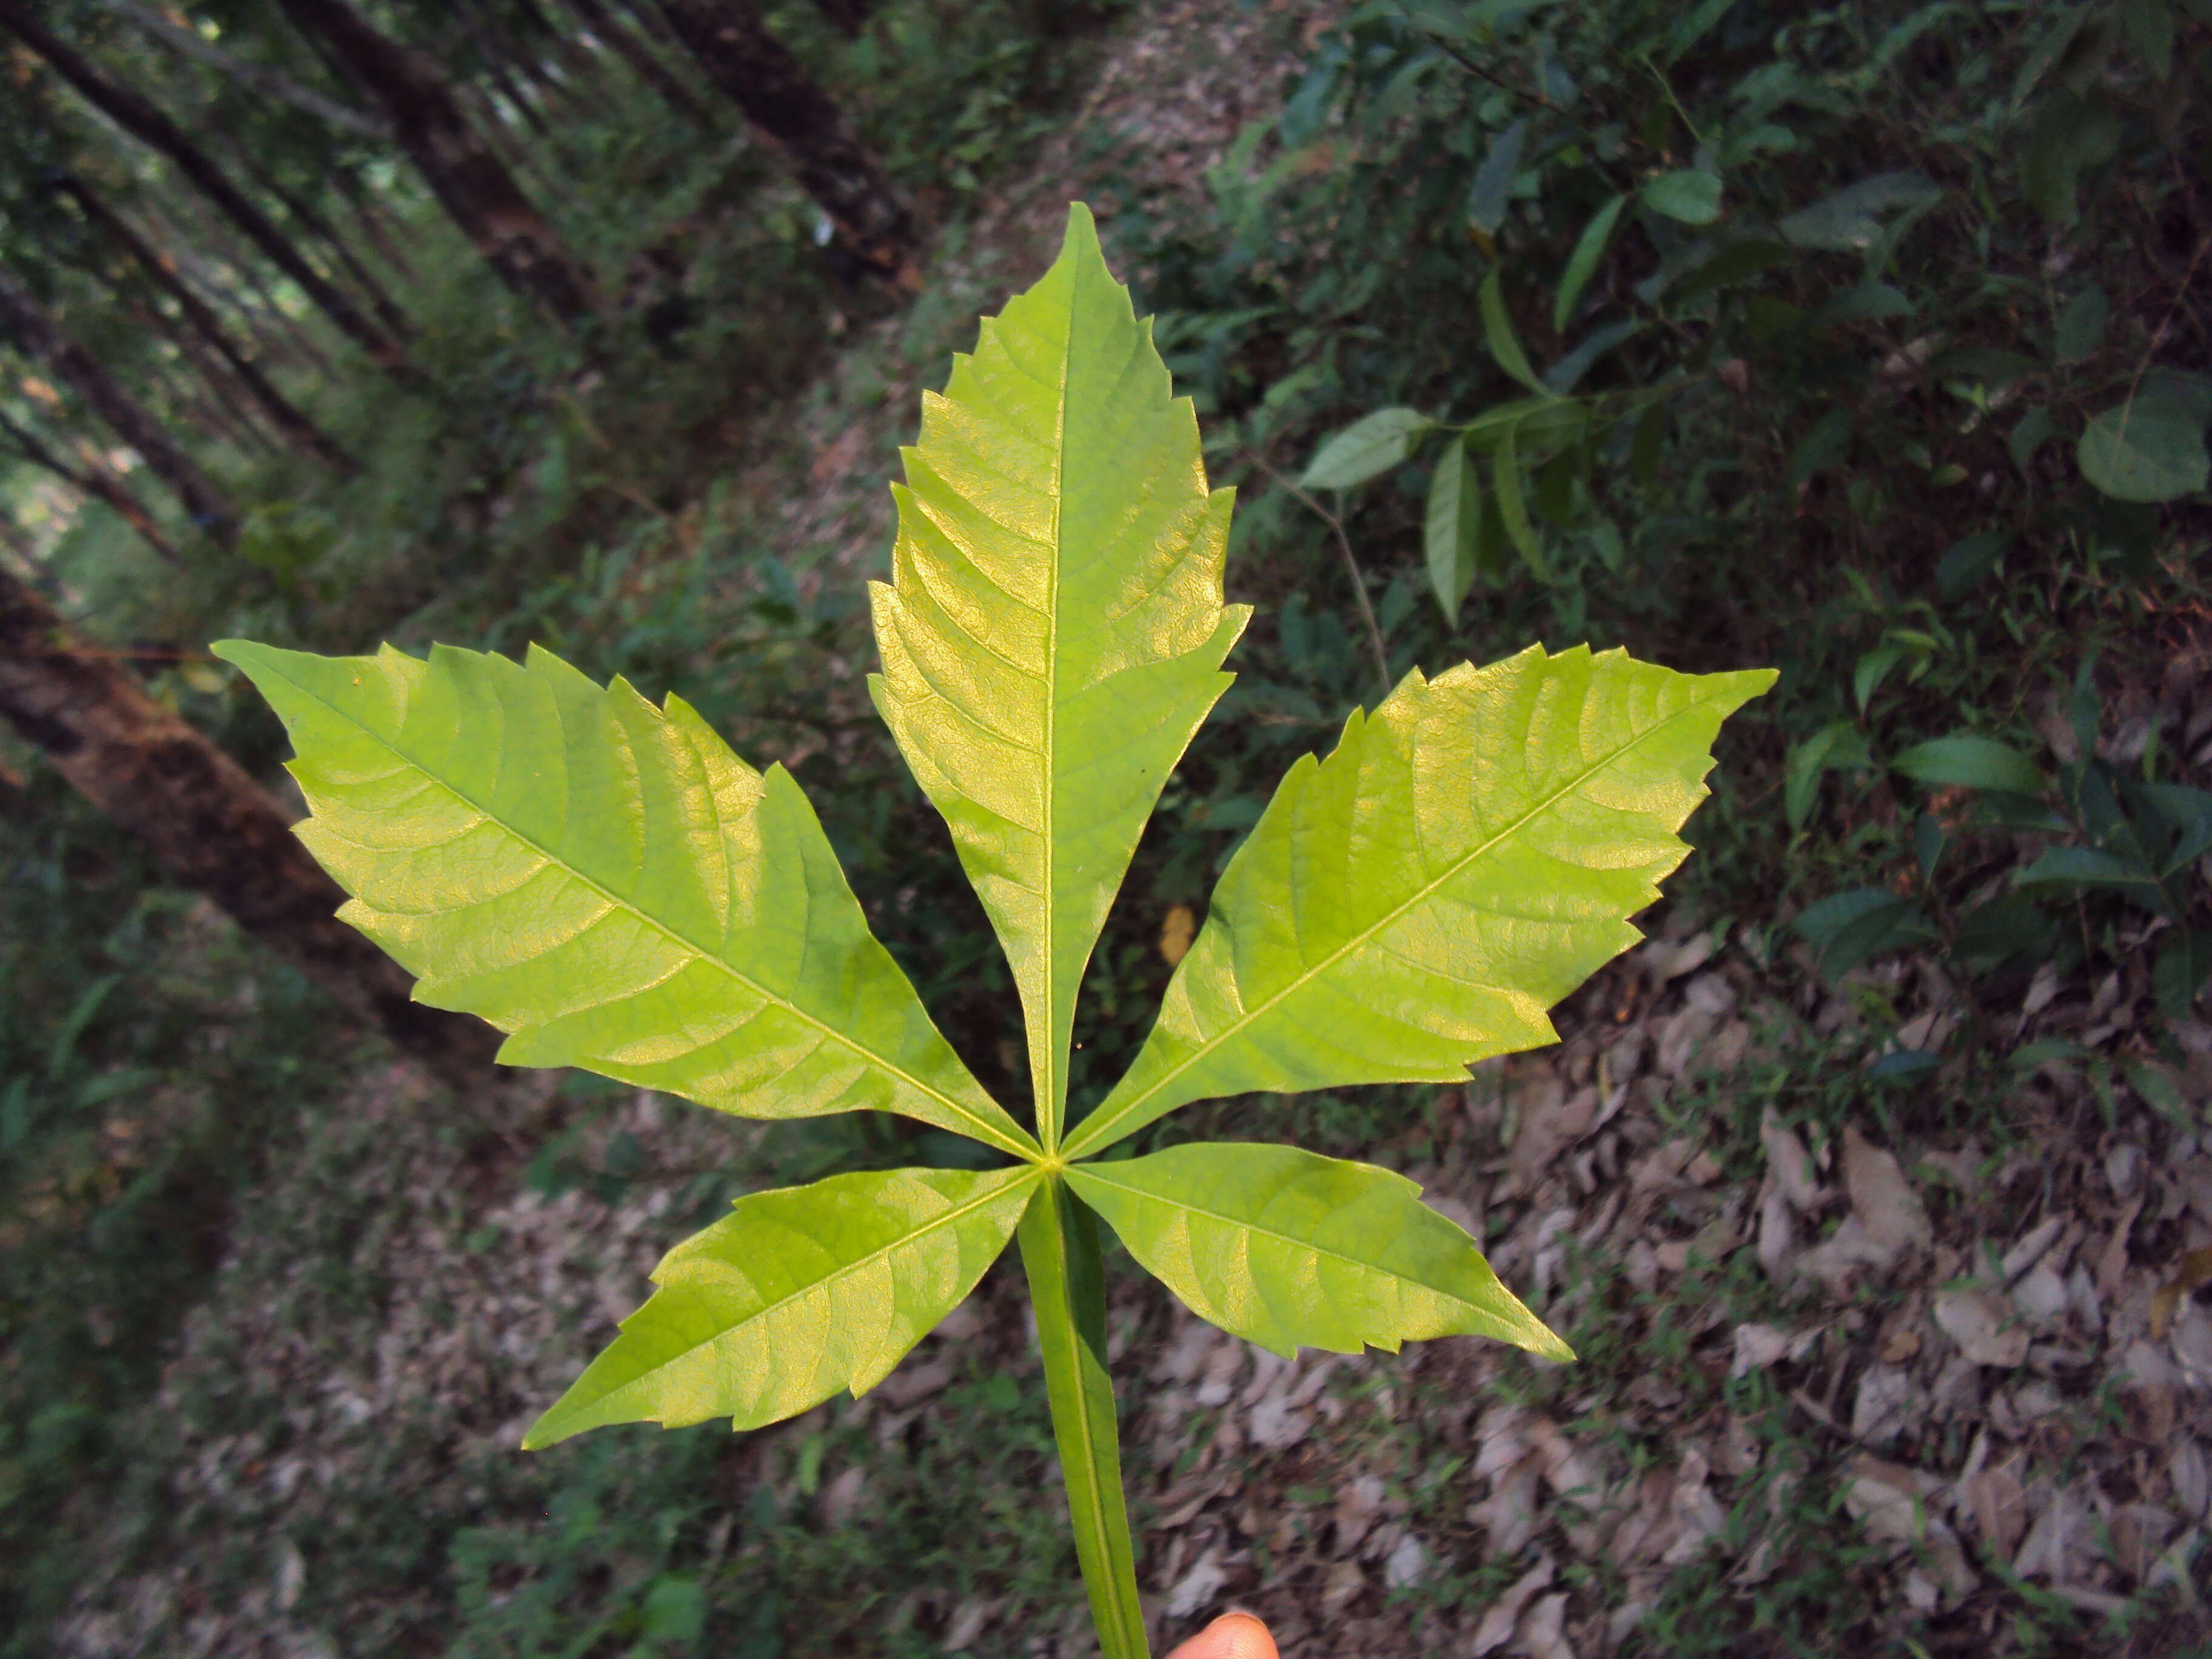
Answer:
(1164, 1610, 1278, 1659)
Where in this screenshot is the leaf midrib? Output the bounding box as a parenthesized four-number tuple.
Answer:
(565, 1167, 1036, 1426)
(1035, 239, 1072, 1151)
(1067, 675, 1737, 1156)
(1068, 1162, 1482, 1308)
(275, 659, 1039, 1160)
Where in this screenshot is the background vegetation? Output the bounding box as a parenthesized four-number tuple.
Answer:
(2, 0, 2208, 1654)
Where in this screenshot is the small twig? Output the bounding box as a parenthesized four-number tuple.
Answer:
(1241, 450, 1393, 702)
(1788, 1386, 1899, 1455)
(1409, 22, 1567, 118)
(2113, 231, 2212, 447)
(1638, 50, 1703, 147)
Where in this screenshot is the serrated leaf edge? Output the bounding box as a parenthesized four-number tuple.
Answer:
(521, 1163, 1043, 1449)
(1065, 1153, 1573, 1362)
(1065, 649, 1778, 1158)
(213, 639, 1040, 1162)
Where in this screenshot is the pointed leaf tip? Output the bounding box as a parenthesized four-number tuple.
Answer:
(872, 190, 1247, 1149)
(527, 1165, 1037, 1446)
(1062, 199, 1099, 253)
(1070, 1143, 1575, 1362)
(216, 634, 1036, 1158)
(1066, 648, 1778, 1157)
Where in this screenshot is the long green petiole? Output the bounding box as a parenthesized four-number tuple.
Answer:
(1018, 1176, 1148, 1659)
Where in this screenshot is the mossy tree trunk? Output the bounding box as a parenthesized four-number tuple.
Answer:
(656, 0, 922, 287)
(0, 567, 503, 1085)
(273, 0, 600, 324)
(0, 268, 240, 550)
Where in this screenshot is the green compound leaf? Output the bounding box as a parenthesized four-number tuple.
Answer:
(1068, 1143, 1572, 1362)
(210, 638, 1037, 1160)
(867, 203, 1251, 1150)
(522, 1164, 1039, 1448)
(1064, 645, 1776, 1158)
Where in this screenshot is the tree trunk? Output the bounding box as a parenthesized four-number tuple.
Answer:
(215, 136, 414, 347)
(453, 0, 560, 115)
(0, 269, 238, 548)
(620, 0, 683, 47)
(273, 0, 599, 323)
(0, 409, 186, 569)
(0, 568, 503, 1085)
(141, 197, 340, 376)
(56, 178, 358, 475)
(330, 164, 422, 286)
(562, 0, 708, 119)
(118, 295, 273, 457)
(87, 0, 390, 136)
(655, 0, 922, 286)
(0, 1, 417, 380)
(511, 0, 610, 89)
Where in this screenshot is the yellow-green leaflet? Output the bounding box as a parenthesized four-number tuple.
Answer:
(1068, 1143, 1572, 1362)
(868, 203, 1250, 1150)
(523, 1165, 1041, 1447)
(1065, 645, 1778, 1158)
(210, 637, 1036, 1159)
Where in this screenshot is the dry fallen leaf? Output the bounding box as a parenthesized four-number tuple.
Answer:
(1851, 1363, 1920, 1446)
(1842, 1127, 1932, 1261)
(1961, 1458, 2029, 1558)
(2149, 1245, 2212, 1341)
(1318, 1556, 1366, 1617)
(1166, 1547, 1230, 1620)
(1843, 1456, 1945, 1549)
(2096, 1193, 2145, 1302)
(1159, 903, 1196, 968)
(1760, 1108, 1822, 1212)
(1731, 1323, 1793, 1377)
(1507, 1077, 1599, 1193)
(1336, 1472, 1387, 1550)
(2111, 1503, 2179, 1584)
(1755, 1173, 1795, 1281)
(2170, 1438, 2210, 1525)
(1934, 1288, 2030, 1368)
(1472, 1557, 1555, 1656)
(1467, 1453, 1544, 1560)
(2014, 1483, 2103, 1590)
(1382, 1533, 1430, 1589)
(1660, 1449, 1728, 1566)
(942, 1595, 997, 1653)
(1517, 1590, 1577, 1659)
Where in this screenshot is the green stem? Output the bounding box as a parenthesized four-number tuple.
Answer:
(1017, 1176, 1148, 1659)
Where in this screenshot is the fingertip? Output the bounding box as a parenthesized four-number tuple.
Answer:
(1167, 1610, 1277, 1659)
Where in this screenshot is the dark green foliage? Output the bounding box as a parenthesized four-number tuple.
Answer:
(0, 773, 362, 1646)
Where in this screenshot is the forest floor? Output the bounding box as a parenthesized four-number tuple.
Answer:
(40, 1, 2212, 1656)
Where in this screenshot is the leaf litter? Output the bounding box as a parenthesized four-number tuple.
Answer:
(51, 827, 2212, 1659)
